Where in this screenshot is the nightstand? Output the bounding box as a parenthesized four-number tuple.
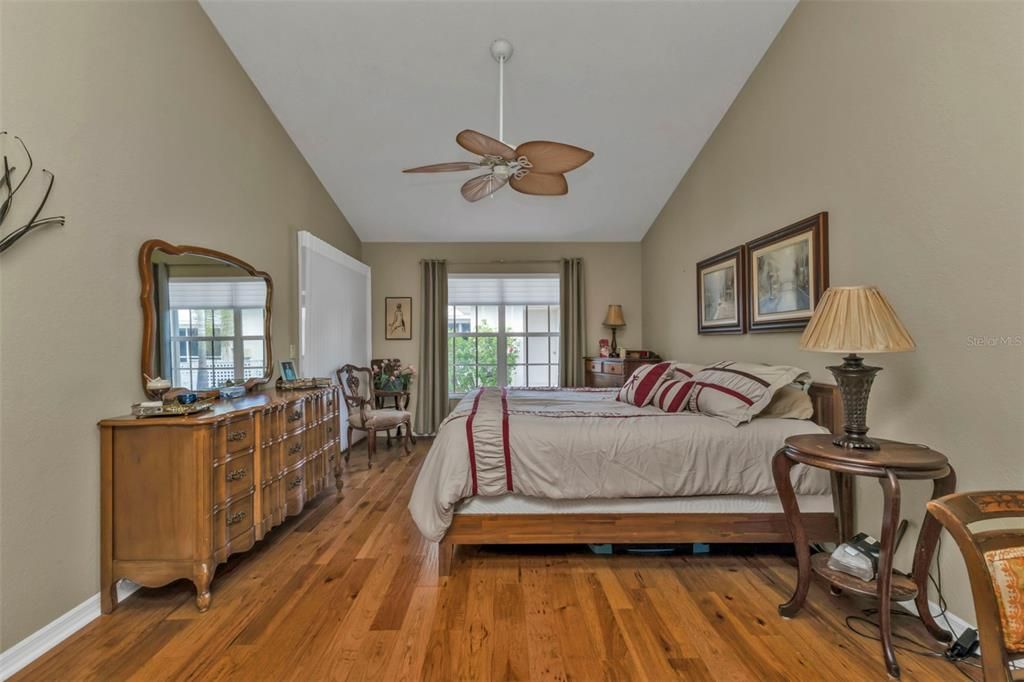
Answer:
(583, 357, 659, 388)
(773, 434, 957, 678)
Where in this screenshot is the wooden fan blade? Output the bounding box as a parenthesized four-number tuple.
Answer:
(514, 140, 594, 174)
(460, 173, 509, 202)
(456, 130, 516, 161)
(402, 162, 482, 173)
(510, 172, 568, 196)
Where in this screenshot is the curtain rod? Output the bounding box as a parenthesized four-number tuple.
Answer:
(421, 258, 565, 265)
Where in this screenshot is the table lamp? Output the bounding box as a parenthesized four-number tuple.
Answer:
(799, 286, 915, 450)
(602, 305, 626, 356)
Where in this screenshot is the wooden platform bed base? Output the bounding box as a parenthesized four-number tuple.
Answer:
(435, 383, 850, 578)
(437, 509, 846, 577)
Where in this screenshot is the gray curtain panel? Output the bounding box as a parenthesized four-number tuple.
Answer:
(559, 257, 586, 387)
(415, 259, 449, 435)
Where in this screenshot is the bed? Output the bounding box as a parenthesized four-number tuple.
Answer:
(408, 383, 850, 576)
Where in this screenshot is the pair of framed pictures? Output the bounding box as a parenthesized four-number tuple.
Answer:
(696, 212, 828, 334)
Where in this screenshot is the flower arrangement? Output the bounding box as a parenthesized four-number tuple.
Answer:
(371, 359, 417, 392)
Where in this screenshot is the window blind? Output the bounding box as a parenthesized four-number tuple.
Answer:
(448, 275, 559, 305)
(167, 278, 267, 308)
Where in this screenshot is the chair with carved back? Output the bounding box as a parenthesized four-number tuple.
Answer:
(336, 364, 412, 468)
(927, 491, 1024, 681)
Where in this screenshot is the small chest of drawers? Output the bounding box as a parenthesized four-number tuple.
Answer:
(99, 387, 341, 613)
(583, 357, 660, 388)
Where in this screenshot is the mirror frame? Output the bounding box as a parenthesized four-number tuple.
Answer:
(139, 239, 274, 398)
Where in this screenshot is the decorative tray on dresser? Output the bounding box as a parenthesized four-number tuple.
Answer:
(98, 386, 342, 613)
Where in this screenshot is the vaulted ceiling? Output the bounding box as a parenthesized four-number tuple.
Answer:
(202, 0, 795, 242)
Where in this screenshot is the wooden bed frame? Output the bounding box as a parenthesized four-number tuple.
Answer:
(437, 383, 851, 576)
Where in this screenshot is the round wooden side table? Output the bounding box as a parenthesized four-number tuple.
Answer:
(773, 434, 957, 679)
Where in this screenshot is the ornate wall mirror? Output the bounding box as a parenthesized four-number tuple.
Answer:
(139, 240, 273, 398)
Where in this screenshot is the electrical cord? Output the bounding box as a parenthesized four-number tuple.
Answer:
(840, 534, 1022, 679)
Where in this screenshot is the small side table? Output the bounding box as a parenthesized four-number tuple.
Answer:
(374, 389, 416, 446)
(773, 434, 957, 678)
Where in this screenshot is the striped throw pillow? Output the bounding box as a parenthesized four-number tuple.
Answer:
(687, 361, 810, 426)
(652, 378, 696, 412)
(616, 361, 674, 407)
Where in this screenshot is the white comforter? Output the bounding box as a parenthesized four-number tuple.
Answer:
(409, 387, 830, 541)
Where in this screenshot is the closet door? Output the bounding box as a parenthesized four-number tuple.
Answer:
(297, 231, 371, 450)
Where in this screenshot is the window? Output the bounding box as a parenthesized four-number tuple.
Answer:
(167, 278, 267, 390)
(448, 276, 560, 393)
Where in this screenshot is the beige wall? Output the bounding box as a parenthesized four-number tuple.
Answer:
(642, 1, 1024, 620)
(0, 0, 361, 649)
(362, 242, 643, 415)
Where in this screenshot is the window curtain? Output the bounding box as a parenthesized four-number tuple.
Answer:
(559, 258, 585, 387)
(415, 259, 449, 435)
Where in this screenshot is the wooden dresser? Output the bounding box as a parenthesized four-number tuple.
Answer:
(99, 386, 342, 613)
(583, 357, 660, 388)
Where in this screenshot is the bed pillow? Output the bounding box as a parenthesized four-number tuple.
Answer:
(652, 377, 696, 413)
(687, 361, 810, 426)
(670, 362, 705, 381)
(758, 384, 814, 420)
(616, 361, 674, 407)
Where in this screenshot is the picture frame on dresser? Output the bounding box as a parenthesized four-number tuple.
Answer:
(746, 212, 829, 332)
(696, 245, 746, 335)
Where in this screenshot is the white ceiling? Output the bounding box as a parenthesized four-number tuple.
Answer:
(202, 0, 795, 242)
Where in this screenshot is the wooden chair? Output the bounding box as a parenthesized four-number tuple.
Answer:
(336, 364, 412, 468)
(927, 491, 1024, 681)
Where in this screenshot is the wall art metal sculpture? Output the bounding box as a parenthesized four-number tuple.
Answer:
(0, 132, 66, 254)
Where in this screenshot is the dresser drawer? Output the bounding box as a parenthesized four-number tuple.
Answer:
(604, 362, 624, 375)
(223, 416, 254, 454)
(283, 431, 305, 464)
(323, 418, 338, 444)
(284, 466, 306, 515)
(588, 360, 603, 374)
(284, 401, 305, 432)
(213, 491, 254, 550)
(215, 451, 254, 504)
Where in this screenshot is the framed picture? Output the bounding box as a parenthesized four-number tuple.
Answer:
(279, 359, 298, 381)
(746, 212, 829, 332)
(696, 245, 746, 334)
(384, 296, 412, 340)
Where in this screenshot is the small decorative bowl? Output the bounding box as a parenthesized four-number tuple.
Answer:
(176, 392, 198, 405)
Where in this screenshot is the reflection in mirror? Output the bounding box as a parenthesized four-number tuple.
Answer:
(141, 241, 273, 396)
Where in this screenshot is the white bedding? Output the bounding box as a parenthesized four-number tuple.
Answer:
(409, 387, 830, 541)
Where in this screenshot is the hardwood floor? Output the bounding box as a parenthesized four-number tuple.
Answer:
(16, 440, 978, 681)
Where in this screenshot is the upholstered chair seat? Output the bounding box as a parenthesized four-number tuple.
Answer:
(337, 364, 412, 468)
(348, 408, 410, 430)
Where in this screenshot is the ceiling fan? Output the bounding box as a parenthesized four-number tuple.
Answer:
(403, 39, 594, 202)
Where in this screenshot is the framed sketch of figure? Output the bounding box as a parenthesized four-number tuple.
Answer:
(385, 297, 412, 340)
(746, 212, 829, 332)
(696, 246, 746, 335)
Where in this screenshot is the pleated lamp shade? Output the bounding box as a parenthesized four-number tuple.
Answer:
(603, 304, 626, 328)
(800, 286, 915, 354)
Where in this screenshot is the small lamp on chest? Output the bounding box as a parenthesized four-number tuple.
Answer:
(602, 305, 626, 357)
(800, 286, 916, 450)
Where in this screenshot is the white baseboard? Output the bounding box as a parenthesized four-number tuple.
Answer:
(898, 597, 975, 640)
(0, 581, 138, 680)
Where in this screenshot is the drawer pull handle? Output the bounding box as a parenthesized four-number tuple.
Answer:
(288, 442, 303, 455)
(227, 510, 247, 526)
(288, 476, 304, 490)
(287, 411, 302, 422)
(226, 468, 247, 482)
(327, 398, 334, 407)
(227, 430, 247, 442)
(327, 426, 334, 434)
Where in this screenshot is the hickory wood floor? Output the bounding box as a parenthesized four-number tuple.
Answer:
(17, 440, 978, 682)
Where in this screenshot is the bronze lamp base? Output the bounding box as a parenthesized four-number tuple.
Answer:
(828, 354, 882, 450)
